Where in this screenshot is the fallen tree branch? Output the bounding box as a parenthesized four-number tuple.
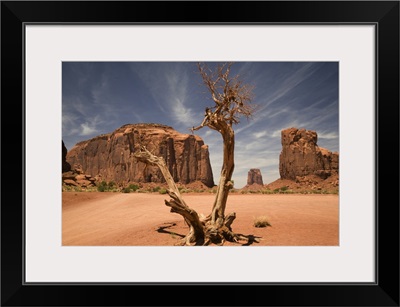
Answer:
(134, 146, 205, 245)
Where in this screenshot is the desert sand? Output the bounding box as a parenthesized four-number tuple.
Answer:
(62, 192, 339, 246)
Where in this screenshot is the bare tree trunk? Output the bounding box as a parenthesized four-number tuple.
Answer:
(132, 62, 259, 245)
(210, 125, 235, 227)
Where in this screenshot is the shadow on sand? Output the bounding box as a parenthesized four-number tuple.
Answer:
(157, 222, 262, 246)
(156, 222, 185, 238)
(236, 234, 262, 246)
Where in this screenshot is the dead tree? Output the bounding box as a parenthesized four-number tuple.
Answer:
(134, 62, 257, 245)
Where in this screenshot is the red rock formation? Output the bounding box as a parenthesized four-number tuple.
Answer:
(62, 141, 71, 173)
(62, 168, 97, 188)
(247, 168, 264, 185)
(279, 127, 339, 180)
(66, 123, 215, 187)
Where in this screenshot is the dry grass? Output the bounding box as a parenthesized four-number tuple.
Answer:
(253, 215, 272, 228)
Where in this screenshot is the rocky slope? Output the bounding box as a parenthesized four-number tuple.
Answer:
(65, 123, 215, 187)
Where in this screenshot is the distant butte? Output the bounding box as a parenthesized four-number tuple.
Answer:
(266, 127, 339, 193)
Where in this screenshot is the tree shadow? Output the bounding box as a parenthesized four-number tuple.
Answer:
(156, 222, 185, 238)
(236, 233, 263, 246)
(157, 223, 263, 246)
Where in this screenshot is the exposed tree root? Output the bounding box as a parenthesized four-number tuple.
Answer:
(134, 146, 259, 246)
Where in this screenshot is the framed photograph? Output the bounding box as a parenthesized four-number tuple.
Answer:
(2, 1, 399, 306)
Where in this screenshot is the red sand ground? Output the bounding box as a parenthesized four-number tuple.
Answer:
(62, 192, 339, 246)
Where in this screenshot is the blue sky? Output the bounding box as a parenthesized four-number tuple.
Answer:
(62, 62, 339, 188)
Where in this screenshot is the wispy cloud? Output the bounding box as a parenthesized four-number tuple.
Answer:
(91, 73, 109, 105)
(130, 63, 201, 129)
(132, 112, 143, 123)
(63, 62, 338, 188)
(80, 122, 98, 136)
(236, 63, 321, 135)
(253, 131, 268, 138)
(165, 70, 198, 127)
(63, 70, 118, 143)
(318, 131, 339, 139)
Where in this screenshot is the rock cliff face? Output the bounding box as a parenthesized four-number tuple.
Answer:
(279, 127, 339, 180)
(62, 141, 71, 173)
(247, 169, 264, 185)
(66, 123, 215, 187)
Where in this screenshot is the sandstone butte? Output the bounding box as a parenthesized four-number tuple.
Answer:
(65, 123, 215, 188)
(279, 127, 339, 180)
(243, 127, 339, 191)
(247, 168, 264, 185)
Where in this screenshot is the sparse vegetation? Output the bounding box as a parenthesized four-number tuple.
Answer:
(253, 216, 271, 228)
(62, 180, 340, 195)
(62, 184, 83, 192)
(97, 181, 119, 192)
(159, 188, 168, 194)
(122, 187, 131, 193)
(128, 184, 140, 191)
(261, 189, 274, 194)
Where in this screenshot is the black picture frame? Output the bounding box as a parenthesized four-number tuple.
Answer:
(1, 1, 399, 306)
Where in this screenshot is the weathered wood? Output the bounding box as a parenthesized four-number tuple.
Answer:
(192, 62, 255, 231)
(134, 146, 205, 245)
(133, 62, 258, 246)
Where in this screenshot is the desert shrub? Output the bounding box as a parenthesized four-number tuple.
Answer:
(253, 216, 271, 228)
(280, 186, 288, 191)
(122, 187, 131, 193)
(99, 180, 107, 187)
(85, 186, 98, 192)
(152, 186, 161, 192)
(261, 189, 273, 194)
(311, 189, 330, 194)
(180, 188, 193, 193)
(62, 185, 72, 192)
(97, 180, 119, 192)
(63, 185, 83, 192)
(273, 188, 280, 193)
(128, 184, 139, 191)
(159, 188, 168, 194)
